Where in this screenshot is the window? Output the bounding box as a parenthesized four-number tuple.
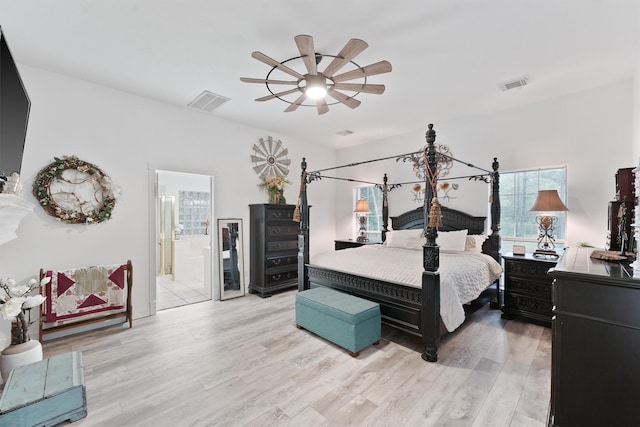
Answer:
(500, 167, 567, 252)
(354, 185, 383, 242)
(178, 190, 211, 235)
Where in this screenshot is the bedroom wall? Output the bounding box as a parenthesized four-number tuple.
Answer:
(0, 65, 336, 348)
(335, 78, 634, 249)
(634, 59, 640, 165)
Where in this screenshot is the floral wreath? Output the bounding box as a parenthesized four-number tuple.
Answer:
(32, 155, 117, 224)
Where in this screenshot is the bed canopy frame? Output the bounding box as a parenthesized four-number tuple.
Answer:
(295, 124, 501, 362)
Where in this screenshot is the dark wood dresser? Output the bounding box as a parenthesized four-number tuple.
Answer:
(548, 247, 640, 427)
(502, 253, 557, 326)
(249, 204, 299, 298)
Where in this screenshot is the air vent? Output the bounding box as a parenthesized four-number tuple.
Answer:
(499, 76, 529, 91)
(337, 130, 354, 136)
(188, 91, 230, 112)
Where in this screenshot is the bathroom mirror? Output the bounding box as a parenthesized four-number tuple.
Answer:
(217, 218, 245, 300)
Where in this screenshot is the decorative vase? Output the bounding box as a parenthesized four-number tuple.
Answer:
(0, 339, 43, 381)
(269, 191, 285, 204)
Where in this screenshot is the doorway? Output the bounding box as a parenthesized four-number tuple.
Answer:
(155, 170, 214, 311)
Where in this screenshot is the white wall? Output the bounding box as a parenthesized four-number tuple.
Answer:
(335, 78, 635, 249)
(0, 65, 336, 348)
(634, 58, 640, 165)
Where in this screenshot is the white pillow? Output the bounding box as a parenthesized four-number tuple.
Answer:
(384, 229, 423, 250)
(465, 234, 487, 252)
(436, 229, 468, 251)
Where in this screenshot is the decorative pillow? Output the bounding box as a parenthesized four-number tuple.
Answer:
(465, 234, 487, 252)
(436, 229, 468, 251)
(384, 229, 423, 250)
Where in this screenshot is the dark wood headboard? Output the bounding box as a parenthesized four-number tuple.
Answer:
(391, 205, 486, 234)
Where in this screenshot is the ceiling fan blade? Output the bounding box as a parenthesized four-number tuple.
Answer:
(294, 34, 317, 76)
(322, 38, 368, 77)
(327, 89, 361, 109)
(332, 60, 393, 83)
(333, 83, 386, 94)
(316, 98, 329, 115)
(251, 51, 305, 79)
(284, 94, 307, 112)
(255, 87, 301, 102)
(240, 77, 298, 85)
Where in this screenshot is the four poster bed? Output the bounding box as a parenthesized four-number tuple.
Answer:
(295, 124, 501, 362)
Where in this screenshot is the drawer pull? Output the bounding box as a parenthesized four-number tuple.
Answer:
(272, 259, 281, 265)
(272, 274, 281, 280)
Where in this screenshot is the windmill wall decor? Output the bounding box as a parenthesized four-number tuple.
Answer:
(251, 136, 290, 179)
(241, 35, 392, 115)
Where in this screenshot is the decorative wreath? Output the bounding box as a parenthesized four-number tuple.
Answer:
(32, 155, 117, 224)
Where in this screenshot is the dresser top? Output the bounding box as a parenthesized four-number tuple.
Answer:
(549, 247, 640, 286)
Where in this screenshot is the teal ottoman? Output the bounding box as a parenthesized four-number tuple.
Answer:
(296, 287, 381, 357)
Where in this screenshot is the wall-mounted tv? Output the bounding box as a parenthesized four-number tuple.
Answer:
(0, 26, 31, 178)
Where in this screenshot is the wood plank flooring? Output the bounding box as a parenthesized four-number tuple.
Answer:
(41, 290, 551, 426)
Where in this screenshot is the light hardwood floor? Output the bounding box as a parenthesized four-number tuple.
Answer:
(42, 290, 551, 427)
(156, 276, 209, 310)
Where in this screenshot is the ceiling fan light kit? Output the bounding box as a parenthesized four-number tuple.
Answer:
(303, 75, 328, 100)
(241, 34, 392, 115)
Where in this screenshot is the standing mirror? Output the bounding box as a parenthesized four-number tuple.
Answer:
(218, 218, 245, 300)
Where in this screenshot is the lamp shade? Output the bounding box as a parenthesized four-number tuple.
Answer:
(529, 190, 569, 212)
(354, 199, 369, 213)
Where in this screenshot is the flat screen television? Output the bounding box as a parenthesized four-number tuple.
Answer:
(0, 26, 30, 178)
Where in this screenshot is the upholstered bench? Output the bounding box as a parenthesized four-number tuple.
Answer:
(296, 287, 381, 357)
(0, 351, 86, 426)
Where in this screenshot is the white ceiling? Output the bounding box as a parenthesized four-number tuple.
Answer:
(1, 1, 639, 148)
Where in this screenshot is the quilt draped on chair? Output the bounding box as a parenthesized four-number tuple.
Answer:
(44, 264, 126, 324)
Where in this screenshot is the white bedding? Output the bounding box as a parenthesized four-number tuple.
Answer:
(310, 245, 503, 332)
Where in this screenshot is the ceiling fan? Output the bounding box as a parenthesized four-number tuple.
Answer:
(240, 35, 392, 115)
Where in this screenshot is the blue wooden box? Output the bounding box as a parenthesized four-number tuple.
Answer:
(0, 351, 86, 426)
(296, 287, 381, 357)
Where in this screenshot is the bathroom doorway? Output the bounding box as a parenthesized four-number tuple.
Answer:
(155, 170, 214, 311)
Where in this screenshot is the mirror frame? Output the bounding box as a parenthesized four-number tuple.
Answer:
(217, 218, 245, 300)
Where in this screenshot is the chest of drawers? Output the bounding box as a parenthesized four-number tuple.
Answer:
(249, 204, 299, 297)
(548, 247, 640, 426)
(502, 253, 557, 326)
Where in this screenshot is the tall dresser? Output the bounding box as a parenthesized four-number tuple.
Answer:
(548, 247, 640, 427)
(249, 204, 299, 298)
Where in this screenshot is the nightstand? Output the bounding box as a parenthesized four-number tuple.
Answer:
(334, 239, 380, 250)
(502, 252, 557, 326)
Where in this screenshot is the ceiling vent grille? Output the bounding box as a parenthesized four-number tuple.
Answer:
(499, 76, 529, 91)
(337, 130, 354, 136)
(188, 91, 230, 112)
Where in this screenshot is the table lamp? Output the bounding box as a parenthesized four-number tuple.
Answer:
(354, 199, 370, 242)
(529, 189, 568, 257)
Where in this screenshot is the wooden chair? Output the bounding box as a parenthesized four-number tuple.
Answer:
(39, 260, 133, 341)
